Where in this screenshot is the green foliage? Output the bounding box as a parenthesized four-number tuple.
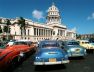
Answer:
(18, 17, 26, 37)
(18, 17, 25, 28)
(3, 26, 8, 32)
(76, 34, 81, 39)
(6, 19, 11, 25)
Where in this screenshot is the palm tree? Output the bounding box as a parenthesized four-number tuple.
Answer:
(6, 19, 11, 33)
(18, 17, 26, 39)
(5, 19, 11, 40)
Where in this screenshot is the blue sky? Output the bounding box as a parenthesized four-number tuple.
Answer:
(0, 0, 94, 34)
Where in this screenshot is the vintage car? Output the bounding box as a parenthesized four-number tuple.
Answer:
(0, 40, 36, 70)
(34, 40, 69, 65)
(78, 40, 94, 53)
(58, 40, 87, 57)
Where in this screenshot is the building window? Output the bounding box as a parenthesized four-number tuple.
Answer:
(51, 30, 52, 36)
(37, 29, 38, 36)
(53, 31, 55, 35)
(15, 32, 16, 35)
(34, 28, 36, 36)
(39, 29, 40, 36)
(41, 29, 43, 36)
(28, 29, 29, 35)
(44, 29, 45, 36)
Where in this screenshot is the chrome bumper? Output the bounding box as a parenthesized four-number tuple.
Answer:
(34, 60, 69, 65)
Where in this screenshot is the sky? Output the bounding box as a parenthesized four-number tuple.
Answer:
(0, 0, 94, 34)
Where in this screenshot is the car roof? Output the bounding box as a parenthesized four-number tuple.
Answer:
(39, 40, 58, 43)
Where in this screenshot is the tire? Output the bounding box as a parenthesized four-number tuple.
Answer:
(10, 57, 19, 69)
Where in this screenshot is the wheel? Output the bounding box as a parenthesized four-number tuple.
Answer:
(9, 57, 19, 69)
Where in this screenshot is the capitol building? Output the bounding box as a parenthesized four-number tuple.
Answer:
(0, 3, 76, 42)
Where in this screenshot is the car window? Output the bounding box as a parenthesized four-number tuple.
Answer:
(42, 44, 59, 48)
(40, 41, 59, 48)
(14, 42, 27, 45)
(67, 42, 79, 45)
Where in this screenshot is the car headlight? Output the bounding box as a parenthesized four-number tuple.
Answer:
(35, 56, 43, 62)
(67, 50, 70, 53)
(84, 49, 86, 53)
(65, 54, 68, 58)
(71, 48, 75, 51)
(36, 56, 40, 59)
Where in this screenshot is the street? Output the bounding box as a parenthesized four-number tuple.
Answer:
(10, 53, 94, 72)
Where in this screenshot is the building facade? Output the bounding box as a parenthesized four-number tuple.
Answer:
(0, 3, 76, 42)
(79, 34, 94, 40)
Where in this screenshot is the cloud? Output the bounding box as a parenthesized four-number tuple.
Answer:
(87, 12, 94, 20)
(32, 10, 44, 20)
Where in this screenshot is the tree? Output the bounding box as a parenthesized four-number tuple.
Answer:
(76, 34, 81, 39)
(18, 17, 26, 39)
(3, 26, 8, 33)
(6, 19, 11, 33)
(3, 19, 11, 40)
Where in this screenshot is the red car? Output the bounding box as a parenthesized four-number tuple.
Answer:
(0, 41, 36, 70)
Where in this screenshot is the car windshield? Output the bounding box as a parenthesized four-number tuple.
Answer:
(67, 42, 79, 45)
(82, 42, 89, 44)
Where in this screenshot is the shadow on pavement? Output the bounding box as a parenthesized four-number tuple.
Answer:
(35, 64, 66, 71)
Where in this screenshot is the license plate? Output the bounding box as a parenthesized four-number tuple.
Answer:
(72, 54, 80, 56)
(75, 49, 80, 52)
(49, 58, 56, 62)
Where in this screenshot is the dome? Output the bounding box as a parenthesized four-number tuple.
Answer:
(46, 3, 61, 24)
(48, 3, 59, 12)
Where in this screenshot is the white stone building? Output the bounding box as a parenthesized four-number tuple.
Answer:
(0, 3, 76, 42)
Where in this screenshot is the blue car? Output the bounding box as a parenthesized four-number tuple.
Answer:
(58, 40, 87, 57)
(34, 40, 69, 65)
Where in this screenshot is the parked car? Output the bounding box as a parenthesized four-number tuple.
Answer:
(58, 40, 87, 57)
(34, 40, 69, 65)
(89, 38, 94, 46)
(78, 40, 94, 53)
(0, 40, 36, 70)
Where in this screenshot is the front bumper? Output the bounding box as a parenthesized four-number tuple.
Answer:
(68, 53, 86, 57)
(34, 60, 69, 65)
